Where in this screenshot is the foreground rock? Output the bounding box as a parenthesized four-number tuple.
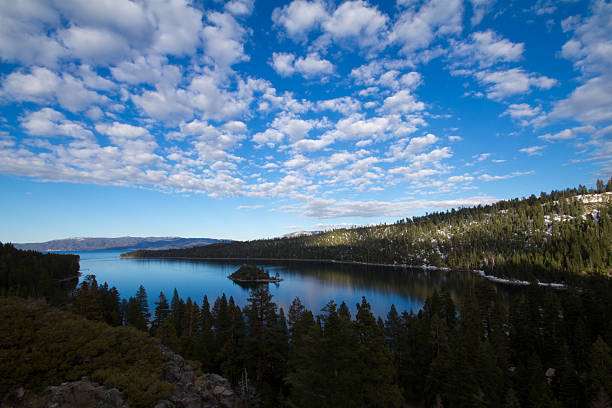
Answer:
(3, 379, 128, 408)
(3, 346, 255, 408)
(159, 345, 256, 408)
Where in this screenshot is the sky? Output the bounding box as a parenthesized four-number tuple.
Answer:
(0, 0, 611, 243)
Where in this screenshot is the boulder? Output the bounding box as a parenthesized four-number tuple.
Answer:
(2, 379, 128, 408)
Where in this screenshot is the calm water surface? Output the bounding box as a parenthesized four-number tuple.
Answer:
(75, 250, 487, 317)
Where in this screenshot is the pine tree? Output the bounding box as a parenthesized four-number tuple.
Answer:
(354, 297, 403, 407)
(153, 291, 170, 329)
(286, 309, 325, 407)
(194, 295, 214, 371)
(125, 297, 147, 331)
(243, 286, 286, 405)
(587, 337, 612, 407)
(135, 285, 150, 323)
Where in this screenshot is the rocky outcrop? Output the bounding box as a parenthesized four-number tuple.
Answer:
(156, 345, 254, 408)
(3, 346, 254, 408)
(2, 379, 128, 408)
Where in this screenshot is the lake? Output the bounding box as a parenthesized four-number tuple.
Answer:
(75, 250, 489, 318)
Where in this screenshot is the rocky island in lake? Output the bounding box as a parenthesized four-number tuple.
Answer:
(228, 264, 283, 283)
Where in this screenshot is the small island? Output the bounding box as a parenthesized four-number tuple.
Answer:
(228, 264, 283, 283)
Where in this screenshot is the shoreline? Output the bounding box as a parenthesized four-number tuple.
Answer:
(120, 255, 568, 289)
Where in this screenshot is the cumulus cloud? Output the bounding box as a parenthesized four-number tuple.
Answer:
(381, 90, 426, 114)
(549, 74, 612, 124)
(321, 0, 388, 50)
(390, 0, 463, 56)
(0, 67, 107, 112)
(202, 11, 249, 69)
(271, 52, 334, 78)
(272, 0, 329, 41)
(20, 108, 94, 141)
(451, 30, 524, 68)
(350, 61, 422, 91)
(560, 0, 612, 75)
(474, 68, 557, 100)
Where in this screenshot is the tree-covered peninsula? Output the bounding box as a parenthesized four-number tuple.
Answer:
(123, 180, 612, 284)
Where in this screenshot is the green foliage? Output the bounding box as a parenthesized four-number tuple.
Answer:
(0, 297, 175, 407)
(0, 243, 79, 304)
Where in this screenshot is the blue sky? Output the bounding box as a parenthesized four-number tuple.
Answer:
(0, 0, 610, 243)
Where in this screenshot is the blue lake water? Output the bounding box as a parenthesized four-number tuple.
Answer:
(75, 250, 485, 318)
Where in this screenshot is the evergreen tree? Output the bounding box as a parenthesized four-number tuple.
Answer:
(125, 297, 147, 331)
(153, 291, 170, 329)
(135, 284, 150, 323)
(587, 337, 612, 407)
(354, 297, 403, 407)
(243, 286, 286, 405)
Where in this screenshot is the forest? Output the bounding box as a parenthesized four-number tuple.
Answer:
(2, 180, 612, 407)
(123, 179, 612, 284)
(2, 242, 612, 407)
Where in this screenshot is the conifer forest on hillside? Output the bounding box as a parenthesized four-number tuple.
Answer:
(1, 180, 612, 407)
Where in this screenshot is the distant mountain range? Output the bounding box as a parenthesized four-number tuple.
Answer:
(13, 236, 230, 252)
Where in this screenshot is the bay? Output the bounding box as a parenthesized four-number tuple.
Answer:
(75, 250, 487, 317)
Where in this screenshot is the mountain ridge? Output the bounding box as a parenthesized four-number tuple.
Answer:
(13, 236, 231, 252)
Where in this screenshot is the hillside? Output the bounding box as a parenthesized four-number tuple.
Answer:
(0, 297, 244, 408)
(14, 236, 230, 252)
(0, 243, 79, 304)
(123, 182, 612, 283)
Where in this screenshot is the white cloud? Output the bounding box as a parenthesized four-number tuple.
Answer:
(503, 103, 541, 120)
(237, 204, 263, 210)
(271, 53, 296, 76)
(202, 11, 249, 69)
(333, 114, 394, 141)
(321, 1, 388, 50)
(386, 133, 438, 162)
(271, 52, 334, 78)
(350, 61, 422, 91)
(519, 145, 547, 156)
(539, 129, 574, 142)
(0, 67, 106, 112)
(225, 0, 254, 17)
(272, 0, 329, 41)
(95, 121, 160, 165)
(252, 129, 285, 147)
(448, 174, 474, 183)
(20, 108, 94, 140)
(560, 0, 612, 75)
(474, 68, 557, 100)
(451, 30, 524, 68)
(59, 26, 132, 64)
(271, 114, 316, 142)
(478, 171, 534, 181)
(549, 74, 612, 124)
(288, 195, 498, 218)
(473, 153, 491, 161)
(316, 97, 361, 115)
(381, 90, 425, 114)
(469, 0, 495, 25)
(390, 0, 463, 56)
(0, 1, 65, 66)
